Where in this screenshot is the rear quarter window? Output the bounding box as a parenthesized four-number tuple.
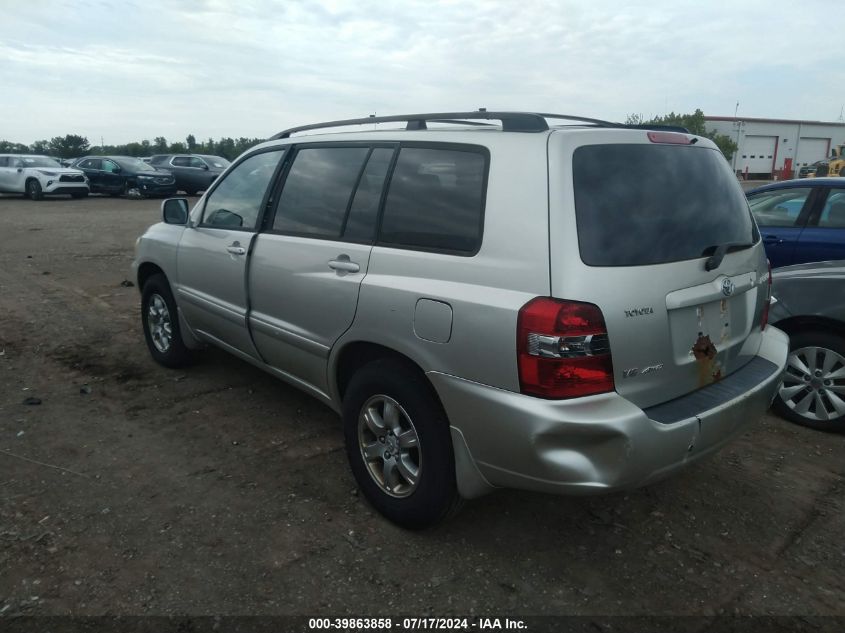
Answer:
(573, 144, 758, 266)
(378, 146, 488, 255)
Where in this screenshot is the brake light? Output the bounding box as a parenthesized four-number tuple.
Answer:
(517, 297, 615, 399)
(647, 131, 692, 145)
(761, 260, 772, 330)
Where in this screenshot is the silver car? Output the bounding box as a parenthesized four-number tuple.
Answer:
(132, 111, 789, 528)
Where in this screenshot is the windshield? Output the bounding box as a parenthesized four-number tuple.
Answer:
(20, 156, 62, 168)
(116, 157, 157, 171)
(572, 144, 758, 266)
(201, 155, 230, 169)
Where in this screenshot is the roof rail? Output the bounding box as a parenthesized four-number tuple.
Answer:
(271, 111, 554, 139)
(270, 111, 691, 139)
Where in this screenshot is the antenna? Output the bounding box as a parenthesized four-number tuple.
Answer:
(838, 105, 844, 123)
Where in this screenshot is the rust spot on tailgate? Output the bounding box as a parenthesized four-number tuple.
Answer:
(692, 333, 722, 385)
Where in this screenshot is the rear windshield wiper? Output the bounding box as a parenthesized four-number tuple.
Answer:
(701, 241, 755, 271)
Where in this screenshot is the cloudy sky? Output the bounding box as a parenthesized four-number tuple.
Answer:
(1, 0, 840, 145)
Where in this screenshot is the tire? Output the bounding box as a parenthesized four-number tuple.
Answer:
(772, 330, 845, 432)
(141, 274, 191, 368)
(26, 179, 43, 201)
(342, 358, 462, 529)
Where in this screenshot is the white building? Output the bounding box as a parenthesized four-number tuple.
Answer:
(705, 116, 845, 178)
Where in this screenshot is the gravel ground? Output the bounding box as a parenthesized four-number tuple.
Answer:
(0, 194, 843, 620)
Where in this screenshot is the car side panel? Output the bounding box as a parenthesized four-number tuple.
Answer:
(329, 135, 550, 401)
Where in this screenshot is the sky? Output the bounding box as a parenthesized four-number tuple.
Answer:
(1, 0, 842, 145)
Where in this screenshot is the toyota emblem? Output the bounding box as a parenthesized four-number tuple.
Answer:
(721, 278, 735, 296)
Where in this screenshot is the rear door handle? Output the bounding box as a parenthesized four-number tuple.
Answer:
(328, 256, 360, 273)
(762, 235, 784, 245)
(226, 243, 246, 255)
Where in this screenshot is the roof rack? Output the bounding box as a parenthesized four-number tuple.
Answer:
(270, 111, 690, 139)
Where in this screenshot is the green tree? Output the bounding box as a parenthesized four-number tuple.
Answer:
(47, 134, 90, 158)
(30, 139, 50, 154)
(153, 136, 168, 153)
(186, 134, 197, 151)
(625, 109, 738, 160)
(0, 140, 30, 153)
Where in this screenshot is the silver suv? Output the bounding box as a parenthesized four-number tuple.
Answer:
(132, 111, 789, 528)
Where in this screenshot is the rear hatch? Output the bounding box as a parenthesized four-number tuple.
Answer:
(548, 130, 769, 409)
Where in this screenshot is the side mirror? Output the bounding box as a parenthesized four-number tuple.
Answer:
(162, 198, 189, 225)
(201, 164, 209, 170)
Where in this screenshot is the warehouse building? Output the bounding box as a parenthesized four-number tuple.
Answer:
(705, 116, 845, 179)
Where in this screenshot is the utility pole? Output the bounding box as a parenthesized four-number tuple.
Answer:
(731, 102, 743, 174)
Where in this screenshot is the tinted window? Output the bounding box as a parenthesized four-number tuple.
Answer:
(189, 157, 206, 168)
(202, 150, 283, 230)
(747, 187, 812, 228)
(379, 147, 486, 253)
(172, 156, 191, 167)
(818, 190, 845, 228)
(343, 148, 394, 242)
(102, 159, 120, 173)
(273, 147, 369, 238)
(201, 155, 230, 169)
(79, 159, 100, 169)
(573, 144, 758, 266)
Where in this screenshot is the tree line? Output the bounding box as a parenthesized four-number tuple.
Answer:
(0, 134, 265, 161)
(1, 110, 738, 162)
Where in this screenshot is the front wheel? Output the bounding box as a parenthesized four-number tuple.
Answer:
(27, 179, 43, 201)
(773, 331, 845, 432)
(141, 274, 192, 368)
(343, 359, 462, 529)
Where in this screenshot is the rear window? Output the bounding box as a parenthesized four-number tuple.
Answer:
(573, 144, 758, 266)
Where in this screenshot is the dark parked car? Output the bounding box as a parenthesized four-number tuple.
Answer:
(769, 260, 845, 431)
(798, 160, 828, 178)
(746, 178, 845, 268)
(72, 156, 177, 197)
(149, 154, 230, 195)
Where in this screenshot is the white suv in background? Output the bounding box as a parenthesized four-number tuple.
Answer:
(0, 154, 89, 200)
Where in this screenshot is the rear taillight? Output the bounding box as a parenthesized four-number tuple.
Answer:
(517, 297, 615, 399)
(647, 131, 693, 144)
(761, 260, 772, 330)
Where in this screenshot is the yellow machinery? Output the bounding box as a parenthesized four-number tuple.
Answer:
(819, 143, 845, 177)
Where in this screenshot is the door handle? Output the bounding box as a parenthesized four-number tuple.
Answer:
(328, 257, 360, 273)
(762, 235, 784, 245)
(226, 243, 246, 255)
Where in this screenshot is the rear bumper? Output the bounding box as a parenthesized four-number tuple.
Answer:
(430, 326, 789, 499)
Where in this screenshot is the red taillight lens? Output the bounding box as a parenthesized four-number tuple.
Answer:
(517, 297, 615, 399)
(647, 131, 692, 144)
(761, 260, 772, 330)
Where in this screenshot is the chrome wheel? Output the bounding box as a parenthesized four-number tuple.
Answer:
(358, 395, 421, 498)
(147, 293, 173, 353)
(779, 346, 845, 422)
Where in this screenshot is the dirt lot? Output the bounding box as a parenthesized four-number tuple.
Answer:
(1, 194, 844, 620)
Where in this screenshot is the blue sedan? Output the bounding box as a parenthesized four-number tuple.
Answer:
(747, 178, 845, 268)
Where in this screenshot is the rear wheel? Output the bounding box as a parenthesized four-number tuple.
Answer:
(26, 179, 43, 201)
(141, 274, 191, 368)
(773, 331, 845, 432)
(342, 359, 462, 529)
